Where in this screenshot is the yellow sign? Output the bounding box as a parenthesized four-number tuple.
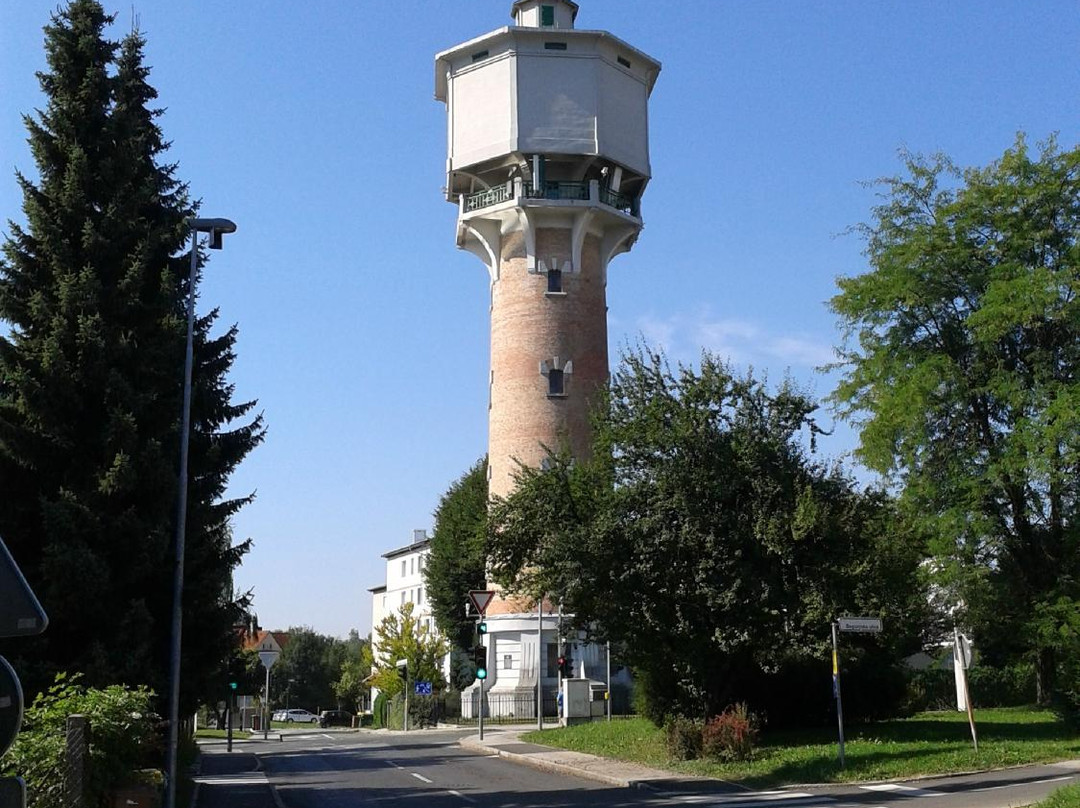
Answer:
(832, 651, 838, 675)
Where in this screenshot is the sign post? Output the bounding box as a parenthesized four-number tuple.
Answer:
(257, 650, 279, 741)
(831, 621, 845, 769)
(469, 591, 494, 742)
(954, 628, 978, 751)
(833, 616, 883, 769)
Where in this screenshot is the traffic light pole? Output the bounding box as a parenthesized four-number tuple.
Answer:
(226, 689, 233, 753)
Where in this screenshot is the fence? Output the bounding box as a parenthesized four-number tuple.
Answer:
(423, 688, 634, 726)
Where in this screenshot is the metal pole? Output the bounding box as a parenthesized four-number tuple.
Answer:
(165, 230, 198, 808)
(606, 641, 611, 722)
(537, 595, 544, 731)
(263, 667, 270, 740)
(404, 667, 409, 733)
(226, 691, 233, 753)
(832, 621, 845, 769)
(478, 674, 484, 741)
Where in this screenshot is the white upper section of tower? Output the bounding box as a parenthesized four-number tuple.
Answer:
(512, 0, 579, 29)
(434, 2, 660, 202)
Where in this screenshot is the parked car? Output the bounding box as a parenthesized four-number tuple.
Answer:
(271, 710, 287, 722)
(283, 708, 319, 724)
(319, 709, 354, 728)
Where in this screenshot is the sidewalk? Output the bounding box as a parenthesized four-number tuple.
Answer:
(457, 727, 730, 791)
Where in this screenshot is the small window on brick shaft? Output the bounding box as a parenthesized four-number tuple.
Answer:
(547, 268, 562, 293)
(548, 368, 565, 396)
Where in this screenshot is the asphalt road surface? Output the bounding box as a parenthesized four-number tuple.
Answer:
(195, 729, 1080, 808)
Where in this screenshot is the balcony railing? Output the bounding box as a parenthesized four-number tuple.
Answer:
(461, 178, 640, 217)
(599, 186, 637, 216)
(464, 183, 513, 212)
(523, 181, 590, 201)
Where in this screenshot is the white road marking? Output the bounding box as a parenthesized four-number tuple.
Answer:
(412, 772, 433, 783)
(972, 775, 1073, 793)
(194, 772, 268, 785)
(448, 788, 477, 804)
(860, 783, 944, 796)
(669, 792, 831, 805)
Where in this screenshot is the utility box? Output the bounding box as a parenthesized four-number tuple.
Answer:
(562, 678, 591, 725)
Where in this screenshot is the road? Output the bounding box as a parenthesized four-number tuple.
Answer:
(195, 728, 1080, 808)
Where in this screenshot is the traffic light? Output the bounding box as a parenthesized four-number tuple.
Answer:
(396, 659, 408, 681)
(227, 656, 244, 692)
(477, 620, 488, 635)
(473, 645, 488, 681)
(557, 652, 573, 677)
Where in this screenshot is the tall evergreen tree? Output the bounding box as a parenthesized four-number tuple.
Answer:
(0, 0, 263, 710)
(423, 458, 487, 688)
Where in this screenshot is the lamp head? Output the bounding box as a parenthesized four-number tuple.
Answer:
(188, 217, 237, 250)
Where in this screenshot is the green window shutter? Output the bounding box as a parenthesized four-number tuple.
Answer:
(541, 5, 555, 26)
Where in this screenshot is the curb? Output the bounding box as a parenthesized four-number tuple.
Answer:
(460, 738, 634, 788)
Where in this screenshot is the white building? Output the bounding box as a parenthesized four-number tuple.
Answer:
(367, 529, 451, 702)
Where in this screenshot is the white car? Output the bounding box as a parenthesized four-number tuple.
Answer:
(283, 708, 319, 724)
(271, 710, 287, 722)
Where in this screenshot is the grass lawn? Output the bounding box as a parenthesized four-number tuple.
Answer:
(521, 707, 1080, 787)
(1036, 785, 1080, 807)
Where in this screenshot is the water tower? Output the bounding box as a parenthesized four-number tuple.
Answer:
(435, 0, 659, 703)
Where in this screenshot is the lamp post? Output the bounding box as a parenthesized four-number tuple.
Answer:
(165, 218, 237, 808)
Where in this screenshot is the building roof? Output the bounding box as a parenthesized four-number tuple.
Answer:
(381, 538, 431, 560)
(242, 629, 291, 652)
(368, 584, 387, 593)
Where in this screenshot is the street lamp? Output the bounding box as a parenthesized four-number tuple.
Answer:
(165, 217, 237, 808)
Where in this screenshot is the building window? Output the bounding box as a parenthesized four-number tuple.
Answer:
(504, 654, 514, 670)
(419, 555, 425, 571)
(547, 268, 562, 293)
(410, 557, 415, 575)
(401, 560, 406, 576)
(540, 5, 555, 26)
(617, 56, 631, 68)
(382, 595, 387, 609)
(400, 591, 405, 605)
(548, 368, 564, 396)
(544, 41, 567, 50)
(417, 587, 424, 605)
(471, 50, 489, 62)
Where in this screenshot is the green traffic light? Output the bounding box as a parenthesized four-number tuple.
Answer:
(476, 666, 488, 680)
(478, 621, 487, 633)
(229, 682, 237, 690)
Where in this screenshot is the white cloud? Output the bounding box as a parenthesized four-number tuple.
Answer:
(621, 310, 834, 373)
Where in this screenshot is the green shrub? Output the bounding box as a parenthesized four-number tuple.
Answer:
(388, 693, 405, 730)
(663, 715, 703, 760)
(702, 703, 759, 761)
(0, 673, 159, 808)
(372, 692, 388, 729)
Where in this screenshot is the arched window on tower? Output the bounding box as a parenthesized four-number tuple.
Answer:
(547, 268, 562, 293)
(540, 358, 572, 398)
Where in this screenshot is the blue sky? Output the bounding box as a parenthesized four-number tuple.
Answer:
(2, 1, 1077, 639)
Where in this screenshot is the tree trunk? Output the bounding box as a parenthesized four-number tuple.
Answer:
(1035, 646, 1056, 706)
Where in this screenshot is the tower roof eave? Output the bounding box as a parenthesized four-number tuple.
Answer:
(434, 27, 661, 102)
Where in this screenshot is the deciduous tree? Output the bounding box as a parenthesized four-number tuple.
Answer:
(829, 135, 1080, 702)
(489, 348, 928, 723)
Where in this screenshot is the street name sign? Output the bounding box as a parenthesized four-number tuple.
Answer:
(257, 651, 279, 670)
(838, 617, 883, 634)
(0, 538, 47, 639)
(468, 590, 496, 616)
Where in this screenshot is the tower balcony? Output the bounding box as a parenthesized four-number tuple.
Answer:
(460, 178, 640, 219)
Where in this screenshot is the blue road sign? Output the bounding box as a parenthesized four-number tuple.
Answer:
(415, 681, 432, 696)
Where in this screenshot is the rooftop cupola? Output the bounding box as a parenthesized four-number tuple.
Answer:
(512, 0, 579, 29)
